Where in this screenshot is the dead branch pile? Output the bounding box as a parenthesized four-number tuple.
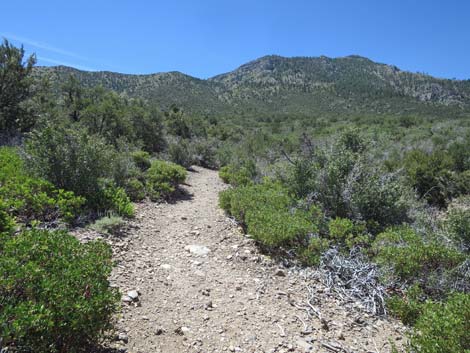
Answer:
(313, 247, 388, 316)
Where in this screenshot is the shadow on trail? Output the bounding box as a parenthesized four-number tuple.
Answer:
(168, 186, 194, 204)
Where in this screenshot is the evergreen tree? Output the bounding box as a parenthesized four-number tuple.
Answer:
(0, 39, 36, 132)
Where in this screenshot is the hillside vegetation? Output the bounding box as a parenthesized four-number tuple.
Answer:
(1, 39, 470, 352)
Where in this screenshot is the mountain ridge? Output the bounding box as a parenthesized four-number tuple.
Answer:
(33, 55, 470, 118)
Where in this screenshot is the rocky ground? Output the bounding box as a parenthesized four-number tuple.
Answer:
(75, 166, 406, 353)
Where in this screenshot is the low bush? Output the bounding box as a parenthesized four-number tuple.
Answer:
(124, 177, 146, 201)
(95, 179, 134, 217)
(25, 125, 115, 208)
(90, 214, 125, 235)
(220, 181, 318, 247)
(0, 147, 85, 224)
(327, 217, 370, 251)
(131, 150, 151, 171)
(409, 293, 470, 353)
(0, 199, 14, 234)
(145, 160, 187, 200)
(219, 164, 254, 186)
(0, 228, 119, 352)
(444, 196, 470, 252)
(386, 285, 425, 326)
(167, 139, 193, 168)
(373, 226, 465, 289)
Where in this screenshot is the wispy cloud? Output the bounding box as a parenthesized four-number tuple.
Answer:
(38, 56, 96, 71)
(1, 32, 123, 72)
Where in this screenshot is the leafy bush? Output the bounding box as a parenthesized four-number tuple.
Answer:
(95, 179, 134, 217)
(0, 199, 14, 234)
(373, 226, 465, 286)
(409, 293, 470, 353)
(90, 215, 125, 235)
(0, 147, 85, 224)
(386, 284, 425, 325)
(445, 197, 470, 252)
(124, 177, 146, 201)
(287, 132, 411, 233)
(0, 229, 119, 352)
(167, 139, 193, 168)
(219, 164, 255, 187)
(298, 236, 330, 266)
(131, 150, 151, 171)
(403, 149, 454, 207)
(220, 181, 318, 247)
(327, 217, 370, 250)
(145, 160, 187, 200)
(25, 125, 115, 203)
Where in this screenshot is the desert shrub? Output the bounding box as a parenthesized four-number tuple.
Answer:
(287, 132, 411, 233)
(167, 139, 193, 168)
(220, 181, 318, 247)
(327, 217, 370, 250)
(95, 179, 134, 217)
(0, 199, 14, 234)
(409, 293, 470, 353)
(298, 236, 330, 266)
(445, 196, 470, 252)
(145, 160, 187, 200)
(0, 147, 85, 223)
(373, 226, 465, 286)
(131, 150, 151, 171)
(124, 177, 146, 201)
(90, 215, 125, 235)
(386, 284, 425, 325)
(219, 161, 256, 186)
(192, 139, 218, 169)
(25, 125, 115, 203)
(0, 228, 119, 352)
(403, 149, 454, 207)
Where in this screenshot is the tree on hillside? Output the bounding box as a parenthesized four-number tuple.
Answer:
(0, 39, 36, 133)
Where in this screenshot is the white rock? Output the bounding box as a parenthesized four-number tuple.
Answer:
(127, 290, 139, 300)
(184, 244, 210, 256)
(160, 264, 172, 270)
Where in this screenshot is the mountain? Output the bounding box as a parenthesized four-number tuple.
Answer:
(33, 55, 470, 119)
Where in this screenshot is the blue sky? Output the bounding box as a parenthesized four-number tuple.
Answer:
(2, 0, 469, 79)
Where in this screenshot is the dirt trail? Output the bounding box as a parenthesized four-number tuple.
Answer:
(105, 167, 405, 353)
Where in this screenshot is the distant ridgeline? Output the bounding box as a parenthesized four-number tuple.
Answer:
(33, 55, 470, 119)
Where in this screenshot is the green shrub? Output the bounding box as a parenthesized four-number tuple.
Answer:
(25, 125, 116, 210)
(373, 226, 465, 283)
(90, 215, 125, 235)
(0, 199, 14, 234)
(409, 293, 470, 353)
(0, 147, 85, 224)
(0, 228, 119, 352)
(167, 139, 193, 168)
(327, 217, 370, 250)
(445, 197, 470, 251)
(403, 149, 454, 207)
(95, 179, 134, 217)
(386, 284, 425, 325)
(125, 177, 146, 201)
(220, 181, 318, 247)
(131, 150, 151, 171)
(298, 236, 330, 266)
(146, 160, 187, 200)
(219, 164, 254, 186)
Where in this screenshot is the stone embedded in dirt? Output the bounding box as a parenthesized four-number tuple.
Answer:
(155, 327, 165, 335)
(184, 244, 210, 256)
(127, 290, 139, 299)
(117, 332, 129, 343)
(160, 264, 172, 270)
(274, 269, 286, 277)
(296, 339, 313, 352)
(190, 230, 201, 236)
(122, 295, 133, 303)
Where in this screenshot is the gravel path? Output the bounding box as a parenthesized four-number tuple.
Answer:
(103, 166, 405, 353)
